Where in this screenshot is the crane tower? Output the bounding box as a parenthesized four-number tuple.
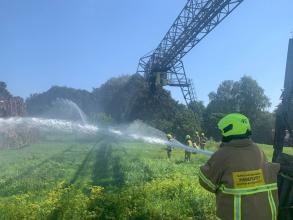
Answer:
(137, 0, 244, 110)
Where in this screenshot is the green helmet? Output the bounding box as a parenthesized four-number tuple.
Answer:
(218, 113, 251, 137)
(167, 134, 172, 140)
(185, 135, 191, 140)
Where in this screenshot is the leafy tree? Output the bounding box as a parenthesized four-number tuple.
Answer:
(233, 76, 271, 122)
(172, 104, 199, 141)
(190, 100, 205, 130)
(204, 76, 273, 144)
(90, 112, 113, 126)
(92, 75, 131, 120)
(0, 81, 12, 100)
(208, 80, 238, 113)
(26, 86, 96, 117)
(251, 111, 274, 144)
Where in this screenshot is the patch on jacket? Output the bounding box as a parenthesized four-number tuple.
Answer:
(232, 169, 265, 188)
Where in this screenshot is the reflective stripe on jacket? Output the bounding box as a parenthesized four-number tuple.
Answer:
(198, 139, 280, 220)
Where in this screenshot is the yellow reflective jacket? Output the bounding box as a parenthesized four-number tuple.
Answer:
(186, 139, 193, 147)
(199, 139, 280, 220)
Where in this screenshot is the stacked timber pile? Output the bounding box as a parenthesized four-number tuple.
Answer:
(0, 82, 39, 148)
(0, 81, 25, 117)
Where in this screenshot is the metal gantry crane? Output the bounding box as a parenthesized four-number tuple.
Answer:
(137, 0, 244, 110)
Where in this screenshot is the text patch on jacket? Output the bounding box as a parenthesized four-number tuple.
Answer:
(232, 169, 265, 188)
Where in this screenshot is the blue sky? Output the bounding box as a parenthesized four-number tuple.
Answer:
(0, 0, 292, 110)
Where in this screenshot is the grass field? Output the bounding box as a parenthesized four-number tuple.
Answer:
(0, 135, 292, 220)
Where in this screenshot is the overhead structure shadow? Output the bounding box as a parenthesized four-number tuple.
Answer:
(92, 141, 125, 187)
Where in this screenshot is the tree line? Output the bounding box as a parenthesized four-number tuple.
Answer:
(25, 74, 275, 144)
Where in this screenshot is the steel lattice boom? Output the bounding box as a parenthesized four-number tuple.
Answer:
(137, 0, 244, 109)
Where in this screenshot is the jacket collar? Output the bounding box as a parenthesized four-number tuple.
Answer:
(220, 138, 254, 148)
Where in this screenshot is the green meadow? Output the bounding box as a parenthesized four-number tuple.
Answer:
(0, 136, 292, 220)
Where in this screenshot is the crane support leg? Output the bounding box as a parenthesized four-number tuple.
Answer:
(168, 61, 196, 107)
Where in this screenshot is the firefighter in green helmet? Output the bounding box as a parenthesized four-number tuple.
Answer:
(198, 113, 280, 220)
(194, 131, 201, 148)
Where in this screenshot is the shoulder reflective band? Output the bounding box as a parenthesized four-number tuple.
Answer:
(198, 169, 217, 191)
(220, 183, 277, 195)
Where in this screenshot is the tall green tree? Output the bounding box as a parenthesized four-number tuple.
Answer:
(233, 76, 271, 122)
(190, 100, 206, 129)
(0, 82, 12, 100)
(26, 86, 96, 117)
(204, 76, 273, 143)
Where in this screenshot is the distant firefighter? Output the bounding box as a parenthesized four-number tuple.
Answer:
(185, 135, 192, 162)
(194, 131, 201, 148)
(166, 134, 173, 159)
(192, 141, 199, 149)
(200, 132, 207, 150)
